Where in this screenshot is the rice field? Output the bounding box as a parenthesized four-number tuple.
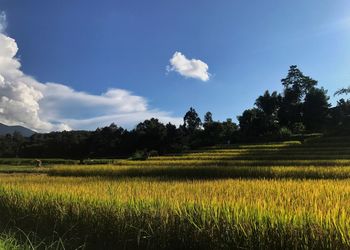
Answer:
(0, 137, 350, 249)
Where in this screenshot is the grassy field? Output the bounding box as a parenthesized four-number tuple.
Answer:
(0, 137, 349, 249)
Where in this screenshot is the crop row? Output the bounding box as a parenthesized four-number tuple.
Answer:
(47, 165, 350, 179)
(113, 159, 350, 167)
(150, 154, 350, 161)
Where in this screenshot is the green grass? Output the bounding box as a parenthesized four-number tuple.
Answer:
(0, 235, 22, 250)
(0, 231, 68, 250)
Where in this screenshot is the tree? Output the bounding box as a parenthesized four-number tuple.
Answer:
(279, 65, 317, 128)
(12, 131, 24, 157)
(89, 124, 125, 158)
(183, 107, 202, 133)
(334, 87, 350, 96)
(135, 118, 167, 152)
(255, 90, 281, 133)
(238, 108, 265, 136)
(329, 86, 350, 130)
(281, 65, 317, 101)
(255, 90, 281, 116)
(329, 99, 350, 127)
(278, 88, 303, 127)
(303, 88, 330, 131)
(204, 112, 213, 126)
(220, 118, 238, 143)
(163, 123, 183, 152)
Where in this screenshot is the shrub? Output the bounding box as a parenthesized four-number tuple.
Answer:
(148, 150, 159, 157)
(291, 122, 305, 134)
(130, 150, 148, 161)
(278, 127, 292, 139)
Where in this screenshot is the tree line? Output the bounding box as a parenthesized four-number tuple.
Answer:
(0, 65, 349, 159)
(238, 65, 350, 136)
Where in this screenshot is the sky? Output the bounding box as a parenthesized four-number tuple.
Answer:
(0, 0, 350, 132)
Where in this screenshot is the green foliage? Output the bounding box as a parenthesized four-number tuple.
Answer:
(255, 90, 281, 116)
(334, 86, 350, 96)
(291, 122, 305, 134)
(281, 65, 317, 101)
(278, 127, 292, 139)
(130, 150, 148, 161)
(183, 107, 202, 133)
(238, 65, 346, 137)
(148, 150, 159, 157)
(279, 65, 318, 128)
(203, 111, 213, 125)
(238, 108, 262, 136)
(134, 118, 167, 152)
(303, 88, 330, 131)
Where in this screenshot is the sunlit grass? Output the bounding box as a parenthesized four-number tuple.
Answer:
(0, 175, 349, 249)
(1, 138, 350, 249)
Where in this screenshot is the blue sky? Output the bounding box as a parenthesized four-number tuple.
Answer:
(0, 0, 350, 131)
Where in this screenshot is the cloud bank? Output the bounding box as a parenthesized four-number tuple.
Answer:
(167, 51, 210, 81)
(0, 12, 181, 132)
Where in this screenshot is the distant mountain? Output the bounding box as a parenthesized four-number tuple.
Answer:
(0, 123, 36, 137)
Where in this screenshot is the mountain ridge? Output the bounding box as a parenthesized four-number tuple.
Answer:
(0, 123, 35, 137)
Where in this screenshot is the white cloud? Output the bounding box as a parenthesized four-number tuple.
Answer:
(0, 13, 182, 132)
(167, 51, 210, 81)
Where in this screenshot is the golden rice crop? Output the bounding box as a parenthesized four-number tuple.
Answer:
(0, 175, 349, 249)
(0, 138, 350, 249)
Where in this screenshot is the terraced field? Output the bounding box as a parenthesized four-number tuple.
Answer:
(0, 136, 350, 249)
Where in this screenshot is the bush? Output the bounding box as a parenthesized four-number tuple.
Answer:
(278, 127, 292, 139)
(291, 122, 305, 134)
(130, 150, 148, 161)
(148, 150, 159, 157)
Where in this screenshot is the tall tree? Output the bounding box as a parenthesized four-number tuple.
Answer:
(329, 99, 350, 127)
(279, 65, 317, 128)
(183, 107, 202, 133)
(303, 88, 330, 131)
(255, 90, 281, 133)
(281, 65, 317, 101)
(220, 118, 238, 143)
(204, 112, 213, 125)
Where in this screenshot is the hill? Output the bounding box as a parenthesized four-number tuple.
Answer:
(0, 123, 35, 137)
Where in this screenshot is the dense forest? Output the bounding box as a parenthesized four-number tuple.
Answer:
(1, 65, 349, 159)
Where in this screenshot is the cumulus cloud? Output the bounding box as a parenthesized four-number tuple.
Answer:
(167, 51, 210, 81)
(0, 13, 182, 132)
(0, 32, 58, 131)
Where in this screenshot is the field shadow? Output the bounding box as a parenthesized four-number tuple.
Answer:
(48, 165, 350, 181)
